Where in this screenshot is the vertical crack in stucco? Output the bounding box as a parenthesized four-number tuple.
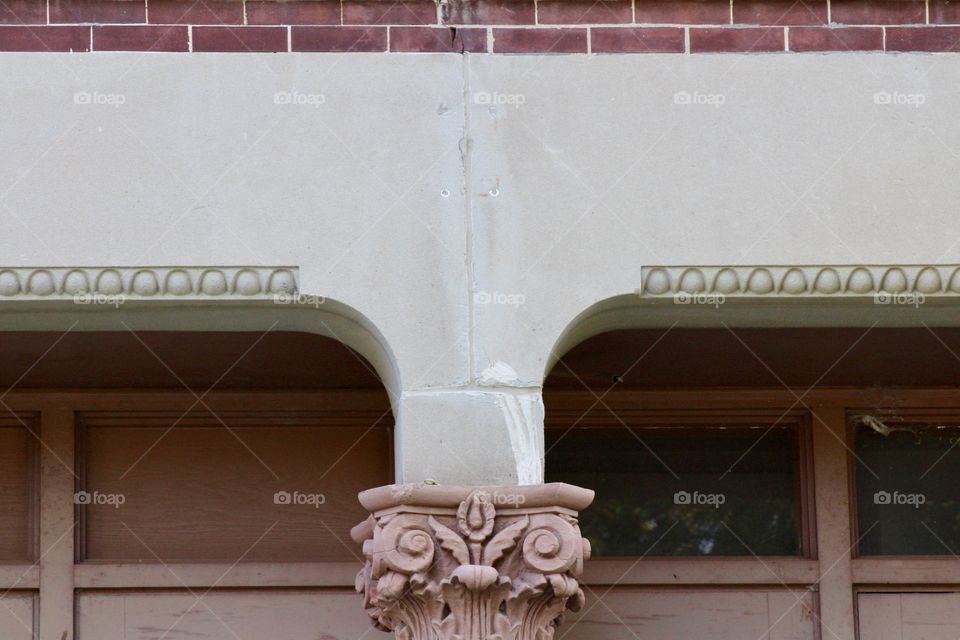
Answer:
(462, 54, 476, 383)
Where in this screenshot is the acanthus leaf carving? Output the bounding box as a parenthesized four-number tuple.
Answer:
(482, 515, 529, 566)
(429, 515, 470, 566)
(352, 483, 594, 640)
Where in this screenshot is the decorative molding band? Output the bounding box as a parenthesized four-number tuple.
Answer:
(0, 266, 297, 300)
(352, 483, 594, 640)
(641, 265, 960, 298)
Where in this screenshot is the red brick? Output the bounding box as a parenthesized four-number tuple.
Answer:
(0, 1, 47, 25)
(443, 0, 535, 25)
(591, 26, 684, 52)
(389, 26, 487, 51)
(50, 0, 145, 23)
(887, 25, 960, 50)
(734, 0, 827, 25)
(690, 26, 784, 51)
(247, 1, 340, 25)
(830, 0, 925, 25)
(789, 26, 882, 50)
(343, 0, 436, 25)
(93, 24, 187, 50)
(635, 0, 729, 24)
(930, 0, 960, 24)
(192, 26, 288, 51)
(148, 0, 243, 24)
(538, 0, 632, 25)
(291, 25, 387, 50)
(492, 27, 586, 52)
(455, 26, 489, 50)
(0, 25, 90, 50)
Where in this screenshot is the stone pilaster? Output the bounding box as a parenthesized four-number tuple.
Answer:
(352, 483, 594, 640)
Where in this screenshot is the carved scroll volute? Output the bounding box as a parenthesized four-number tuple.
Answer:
(351, 484, 594, 640)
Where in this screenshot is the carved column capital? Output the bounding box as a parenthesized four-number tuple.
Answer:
(352, 483, 594, 640)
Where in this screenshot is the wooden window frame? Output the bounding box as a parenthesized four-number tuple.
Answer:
(73, 408, 393, 564)
(846, 407, 960, 561)
(4, 387, 960, 638)
(0, 414, 41, 565)
(0, 389, 391, 640)
(546, 407, 818, 560)
(547, 387, 960, 640)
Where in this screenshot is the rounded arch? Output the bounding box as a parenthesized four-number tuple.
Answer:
(545, 293, 653, 380)
(0, 296, 402, 415)
(544, 289, 960, 382)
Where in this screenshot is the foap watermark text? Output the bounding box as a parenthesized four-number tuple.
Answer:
(874, 292, 924, 307)
(74, 91, 126, 108)
(674, 91, 726, 108)
(274, 292, 325, 308)
(274, 91, 326, 108)
(274, 490, 326, 508)
(74, 293, 126, 308)
(674, 291, 725, 308)
(474, 290, 526, 308)
(476, 491, 527, 507)
(474, 91, 526, 108)
(873, 91, 926, 108)
(75, 490, 126, 509)
(874, 490, 926, 508)
(674, 490, 726, 509)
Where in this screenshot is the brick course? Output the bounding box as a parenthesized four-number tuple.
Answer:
(790, 25, 884, 50)
(0, 0, 958, 53)
(193, 25, 287, 51)
(492, 26, 586, 51)
(94, 24, 188, 50)
(148, 0, 244, 24)
(691, 26, 785, 51)
(0, 25, 89, 50)
(292, 25, 388, 50)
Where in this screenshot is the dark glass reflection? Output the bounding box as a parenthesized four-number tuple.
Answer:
(856, 421, 960, 555)
(545, 425, 801, 557)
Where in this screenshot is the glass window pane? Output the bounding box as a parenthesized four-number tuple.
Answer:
(546, 424, 802, 557)
(856, 419, 960, 555)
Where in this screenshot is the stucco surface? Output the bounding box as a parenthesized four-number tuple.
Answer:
(469, 54, 960, 385)
(0, 53, 469, 392)
(3, 52, 960, 482)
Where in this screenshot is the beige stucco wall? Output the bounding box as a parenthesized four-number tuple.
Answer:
(1, 52, 958, 484)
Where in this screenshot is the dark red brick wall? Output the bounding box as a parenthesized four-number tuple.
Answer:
(1, 0, 959, 53)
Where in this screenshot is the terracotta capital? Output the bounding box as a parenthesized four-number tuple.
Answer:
(352, 483, 594, 640)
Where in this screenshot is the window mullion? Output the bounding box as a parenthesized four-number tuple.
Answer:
(810, 404, 856, 640)
(38, 408, 75, 640)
